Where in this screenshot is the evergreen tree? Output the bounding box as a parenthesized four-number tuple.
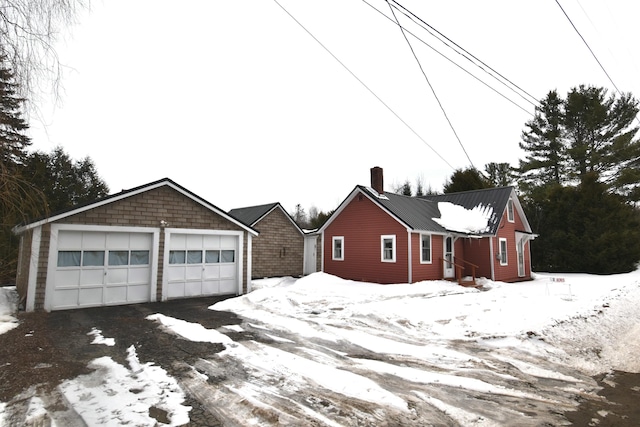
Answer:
(519, 90, 565, 189)
(519, 86, 640, 201)
(443, 167, 492, 194)
(0, 54, 31, 165)
(485, 162, 515, 187)
(531, 173, 640, 274)
(22, 146, 109, 213)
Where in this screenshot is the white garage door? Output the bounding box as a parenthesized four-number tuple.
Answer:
(166, 233, 238, 298)
(51, 230, 153, 310)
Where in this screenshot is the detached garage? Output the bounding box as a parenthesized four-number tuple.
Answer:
(13, 178, 258, 311)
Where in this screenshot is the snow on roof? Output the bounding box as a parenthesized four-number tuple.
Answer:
(433, 202, 493, 234)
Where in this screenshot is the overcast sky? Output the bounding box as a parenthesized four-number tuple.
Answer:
(27, 0, 640, 214)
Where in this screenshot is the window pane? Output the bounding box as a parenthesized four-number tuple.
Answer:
(383, 238, 394, 260)
(421, 235, 431, 262)
(187, 250, 203, 264)
(333, 238, 343, 259)
(83, 251, 105, 266)
(57, 251, 81, 267)
(221, 250, 235, 263)
(205, 250, 220, 263)
(169, 250, 185, 264)
(130, 250, 150, 265)
(108, 251, 129, 266)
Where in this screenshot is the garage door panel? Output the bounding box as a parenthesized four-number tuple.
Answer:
(186, 266, 202, 280)
(107, 233, 129, 247)
(82, 232, 106, 248)
(78, 287, 103, 306)
(220, 235, 235, 248)
(128, 284, 151, 302)
(186, 234, 203, 247)
(168, 266, 186, 282)
(106, 268, 128, 285)
(203, 235, 220, 247)
(128, 267, 149, 284)
(80, 269, 105, 286)
(185, 281, 203, 296)
(202, 281, 219, 295)
(53, 289, 78, 309)
(105, 286, 127, 304)
(204, 265, 220, 279)
(220, 264, 235, 279)
(167, 283, 185, 299)
(219, 279, 236, 294)
(56, 270, 81, 287)
(58, 231, 82, 249)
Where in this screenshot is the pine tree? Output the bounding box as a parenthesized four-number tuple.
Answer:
(485, 162, 515, 187)
(443, 167, 491, 194)
(519, 90, 565, 189)
(0, 54, 30, 165)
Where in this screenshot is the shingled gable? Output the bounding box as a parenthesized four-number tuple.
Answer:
(13, 178, 258, 236)
(229, 202, 303, 234)
(229, 202, 307, 279)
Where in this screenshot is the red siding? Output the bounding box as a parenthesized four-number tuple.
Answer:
(493, 204, 531, 282)
(410, 233, 444, 282)
(324, 194, 409, 284)
(460, 238, 492, 278)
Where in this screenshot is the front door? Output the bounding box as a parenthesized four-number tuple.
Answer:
(517, 238, 525, 277)
(443, 236, 454, 278)
(303, 236, 317, 275)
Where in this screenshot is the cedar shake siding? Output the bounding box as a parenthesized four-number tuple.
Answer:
(14, 180, 256, 311)
(324, 195, 409, 284)
(252, 208, 304, 278)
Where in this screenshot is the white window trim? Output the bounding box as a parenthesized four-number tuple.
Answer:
(499, 238, 508, 265)
(420, 233, 432, 264)
(332, 236, 344, 261)
(381, 235, 396, 263)
(507, 198, 515, 223)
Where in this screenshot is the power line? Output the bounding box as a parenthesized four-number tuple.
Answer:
(554, 0, 622, 96)
(271, 0, 457, 170)
(385, 0, 477, 171)
(389, 0, 540, 107)
(361, 0, 535, 117)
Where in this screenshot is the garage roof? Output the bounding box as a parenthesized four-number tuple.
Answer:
(13, 178, 259, 236)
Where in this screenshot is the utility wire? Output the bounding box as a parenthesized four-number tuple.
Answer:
(362, 0, 535, 117)
(389, 0, 540, 107)
(272, 0, 457, 170)
(385, 0, 477, 171)
(554, 0, 622, 96)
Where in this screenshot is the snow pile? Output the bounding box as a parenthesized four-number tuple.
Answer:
(433, 202, 493, 233)
(87, 327, 115, 346)
(0, 286, 18, 335)
(59, 345, 190, 426)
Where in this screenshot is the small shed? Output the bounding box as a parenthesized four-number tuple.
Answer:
(13, 178, 258, 311)
(229, 203, 308, 279)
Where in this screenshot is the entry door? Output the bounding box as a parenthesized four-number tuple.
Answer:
(517, 238, 525, 277)
(443, 236, 454, 278)
(303, 236, 317, 275)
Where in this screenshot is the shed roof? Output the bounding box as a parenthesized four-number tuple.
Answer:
(228, 202, 305, 235)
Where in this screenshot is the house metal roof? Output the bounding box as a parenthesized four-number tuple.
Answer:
(420, 186, 515, 235)
(324, 185, 524, 236)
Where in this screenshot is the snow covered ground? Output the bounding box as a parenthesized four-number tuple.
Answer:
(1, 270, 640, 425)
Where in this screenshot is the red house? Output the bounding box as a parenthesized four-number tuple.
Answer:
(319, 167, 536, 285)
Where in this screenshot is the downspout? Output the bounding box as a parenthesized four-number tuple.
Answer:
(320, 231, 325, 272)
(407, 230, 412, 283)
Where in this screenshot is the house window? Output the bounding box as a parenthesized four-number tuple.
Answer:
(381, 235, 396, 263)
(499, 238, 508, 265)
(420, 234, 432, 263)
(332, 236, 344, 261)
(507, 198, 514, 222)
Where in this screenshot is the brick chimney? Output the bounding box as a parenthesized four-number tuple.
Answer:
(370, 166, 384, 194)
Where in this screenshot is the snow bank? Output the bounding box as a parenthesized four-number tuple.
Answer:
(0, 287, 18, 335)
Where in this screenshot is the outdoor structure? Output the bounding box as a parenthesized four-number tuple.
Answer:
(229, 203, 318, 278)
(320, 167, 536, 285)
(13, 178, 258, 312)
